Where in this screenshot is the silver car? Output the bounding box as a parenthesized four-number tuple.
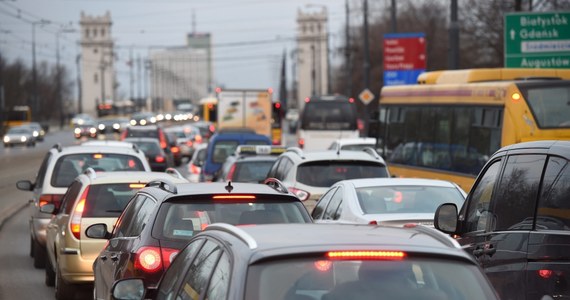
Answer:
(3, 126, 36, 147)
(312, 178, 466, 227)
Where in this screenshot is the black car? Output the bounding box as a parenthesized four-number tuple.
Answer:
(87, 179, 312, 300)
(435, 140, 570, 300)
(124, 137, 173, 172)
(110, 223, 499, 300)
(217, 145, 286, 183)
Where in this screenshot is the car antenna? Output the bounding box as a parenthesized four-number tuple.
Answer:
(336, 141, 341, 155)
(225, 181, 233, 193)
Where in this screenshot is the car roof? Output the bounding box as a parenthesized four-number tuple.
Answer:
(334, 138, 377, 145)
(234, 156, 279, 163)
(339, 177, 460, 189)
(50, 144, 143, 155)
(81, 141, 135, 148)
(140, 182, 294, 200)
(78, 170, 188, 185)
(210, 132, 269, 140)
(284, 148, 385, 164)
(124, 137, 160, 144)
(205, 223, 471, 263)
(127, 125, 159, 130)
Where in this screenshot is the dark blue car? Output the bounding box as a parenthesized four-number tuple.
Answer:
(201, 129, 271, 181)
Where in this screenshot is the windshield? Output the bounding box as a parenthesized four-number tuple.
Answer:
(130, 141, 161, 155)
(245, 257, 496, 300)
(83, 183, 139, 217)
(301, 101, 357, 131)
(154, 199, 310, 240)
(8, 128, 29, 134)
(212, 141, 239, 163)
(51, 154, 145, 187)
(356, 186, 465, 214)
(233, 161, 275, 183)
(523, 84, 570, 128)
(297, 161, 388, 187)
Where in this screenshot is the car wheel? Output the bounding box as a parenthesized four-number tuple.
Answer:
(33, 239, 46, 268)
(55, 261, 76, 300)
(45, 255, 55, 287)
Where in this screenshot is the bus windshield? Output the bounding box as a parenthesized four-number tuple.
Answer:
(301, 101, 357, 131)
(523, 85, 570, 128)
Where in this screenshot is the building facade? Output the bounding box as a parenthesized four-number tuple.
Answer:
(79, 11, 114, 117)
(296, 8, 329, 111)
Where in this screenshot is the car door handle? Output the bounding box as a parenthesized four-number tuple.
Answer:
(110, 254, 119, 262)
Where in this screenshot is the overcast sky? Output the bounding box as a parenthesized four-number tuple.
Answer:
(0, 0, 360, 100)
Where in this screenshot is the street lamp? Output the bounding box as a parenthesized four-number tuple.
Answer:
(55, 27, 76, 129)
(31, 19, 51, 121)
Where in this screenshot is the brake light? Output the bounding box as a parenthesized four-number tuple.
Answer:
(161, 248, 179, 270)
(298, 138, 305, 149)
(539, 270, 553, 279)
(369, 220, 378, 225)
(159, 130, 167, 149)
(171, 146, 180, 154)
(288, 187, 309, 201)
(120, 130, 127, 140)
(226, 164, 237, 181)
(314, 260, 332, 272)
(189, 164, 201, 175)
(195, 135, 203, 143)
(135, 247, 162, 273)
(155, 155, 165, 163)
(39, 194, 63, 209)
(209, 125, 215, 133)
(186, 140, 193, 147)
(70, 186, 89, 240)
(326, 251, 406, 260)
(357, 119, 364, 131)
(212, 195, 256, 200)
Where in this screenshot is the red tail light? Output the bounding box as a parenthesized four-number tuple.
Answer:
(368, 220, 378, 225)
(186, 140, 193, 147)
(155, 155, 165, 163)
(70, 186, 89, 240)
(226, 164, 237, 181)
(158, 129, 167, 149)
(171, 146, 180, 154)
(357, 119, 364, 131)
(120, 130, 127, 140)
(212, 195, 256, 200)
(189, 164, 201, 175)
(209, 125, 215, 133)
(288, 187, 309, 201)
(134, 246, 179, 273)
(327, 250, 406, 260)
(298, 138, 305, 149)
(195, 135, 203, 143)
(39, 194, 63, 209)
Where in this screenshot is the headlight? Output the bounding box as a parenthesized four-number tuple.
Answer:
(89, 128, 97, 134)
(165, 114, 172, 120)
(74, 128, 81, 134)
(98, 124, 105, 130)
(156, 114, 164, 121)
(33, 131, 39, 137)
(140, 119, 147, 125)
(130, 120, 137, 126)
(21, 136, 27, 142)
(150, 117, 157, 123)
(3, 136, 9, 143)
(113, 123, 120, 130)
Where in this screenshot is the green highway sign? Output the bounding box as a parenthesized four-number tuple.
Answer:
(504, 12, 570, 68)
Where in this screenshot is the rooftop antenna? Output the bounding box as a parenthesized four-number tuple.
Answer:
(225, 181, 233, 193)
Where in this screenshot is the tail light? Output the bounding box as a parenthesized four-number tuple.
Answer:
(357, 119, 364, 131)
(155, 155, 165, 163)
(368, 220, 378, 225)
(298, 138, 305, 149)
(158, 129, 167, 149)
(134, 246, 179, 273)
(189, 164, 201, 175)
(171, 146, 180, 154)
(70, 186, 89, 240)
(327, 250, 406, 260)
(195, 135, 202, 143)
(209, 125, 215, 133)
(288, 187, 309, 201)
(120, 130, 127, 140)
(186, 141, 193, 147)
(39, 194, 63, 209)
(226, 164, 237, 181)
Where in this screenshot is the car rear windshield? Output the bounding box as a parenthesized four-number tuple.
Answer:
(296, 161, 388, 187)
(300, 101, 357, 131)
(212, 141, 239, 163)
(233, 161, 275, 183)
(131, 141, 161, 156)
(153, 198, 310, 240)
(245, 257, 496, 300)
(51, 154, 146, 187)
(83, 183, 139, 217)
(126, 129, 158, 138)
(341, 144, 376, 151)
(356, 186, 465, 214)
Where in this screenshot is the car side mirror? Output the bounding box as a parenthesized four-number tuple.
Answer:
(85, 223, 111, 239)
(111, 278, 145, 300)
(39, 203, 57, 214)
(434, 203, 459, 234)
(16, 180, 34, 191)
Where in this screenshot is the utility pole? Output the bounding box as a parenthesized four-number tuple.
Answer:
(129, 47, 134, 101)
(56, 27, 75, 129)
(344, 0, 351, 97)
(311, 44, 316, 97)
(362, 0, 370, 90)
(76, 54, 82, 114)
(448, 0, 460, 69)
(137, 54, 142, 108)
(391, 0, 397, 33)
(31, 20, 50, 121)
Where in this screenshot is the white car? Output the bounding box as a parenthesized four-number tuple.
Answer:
(311, 178, 467, 227)
(187, 143, 207, 182)
(328, 137, 378, 151)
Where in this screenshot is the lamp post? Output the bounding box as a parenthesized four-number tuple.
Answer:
(31, 19, 50, 121)
(55, 27, 76, 129)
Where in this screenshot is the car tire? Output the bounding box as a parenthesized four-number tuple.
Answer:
(45, 255, 56, 287)
(33, 239, 46, 268)
(55, 261, 76, 300)
(30, 236, 34, 257)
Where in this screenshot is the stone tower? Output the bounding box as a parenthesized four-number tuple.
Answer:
(79, 11, 114, 117)
(296, 7, 329, 111)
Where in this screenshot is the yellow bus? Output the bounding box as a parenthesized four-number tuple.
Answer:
(376, 68, 570, 192)
(3, 105, 32, 128)
(199, 96, 218, 123)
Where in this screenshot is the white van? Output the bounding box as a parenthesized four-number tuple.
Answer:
(297, 95, 360, 151)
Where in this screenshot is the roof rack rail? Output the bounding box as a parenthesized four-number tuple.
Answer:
(264, 178, 289, 194)
(131, 143, 140, 153)
(83, 167, 97, 179)
(52, 143, 63, 152)
(286, 147, 305, 159)
(362, 147, 380, 160)
(205, 223, 258, 249)
(145, 179, 178, 194)
(165, 168, 184, 180)
(409, 224, 461, 249)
